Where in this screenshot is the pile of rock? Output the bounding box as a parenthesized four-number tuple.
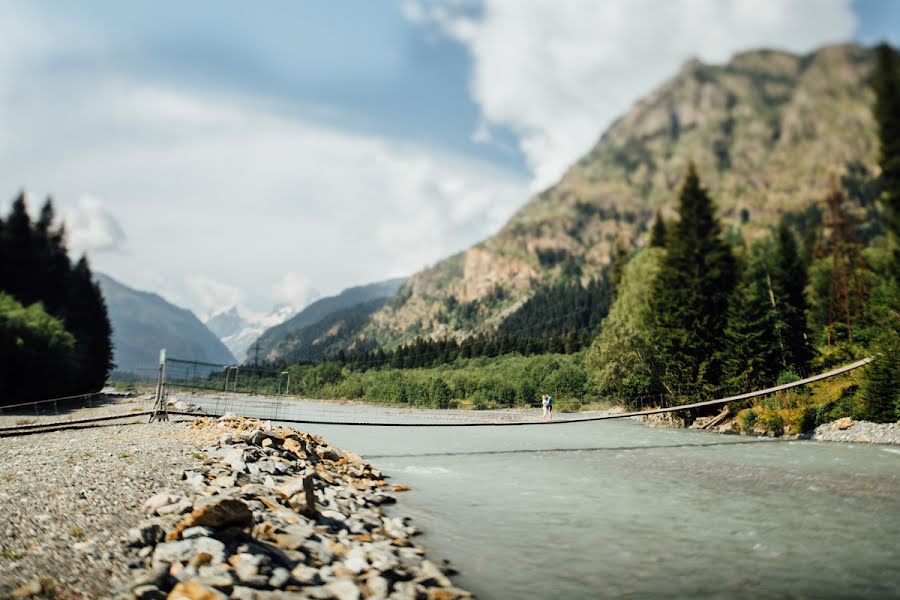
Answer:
(810, 417, 900, 445)
(125, 417, 471, 599)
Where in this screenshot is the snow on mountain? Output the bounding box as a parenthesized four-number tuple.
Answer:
(205, 302, 307, 362)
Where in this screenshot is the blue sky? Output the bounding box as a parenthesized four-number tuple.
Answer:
(0, 0, 897, 321)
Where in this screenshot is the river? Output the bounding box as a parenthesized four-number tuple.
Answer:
(183, 394, 900, 599)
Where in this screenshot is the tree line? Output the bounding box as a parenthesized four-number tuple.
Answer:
(0, 194, 113, 405)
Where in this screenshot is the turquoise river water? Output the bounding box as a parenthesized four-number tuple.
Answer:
(185, 395, 900, 599)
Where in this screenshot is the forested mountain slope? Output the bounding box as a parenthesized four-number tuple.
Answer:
(359, 43, 879, 349)
(256, 278, 405, 363)
(96, 273, 236, 373)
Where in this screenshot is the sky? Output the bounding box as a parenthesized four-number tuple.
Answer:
(0, 0, 898, 320)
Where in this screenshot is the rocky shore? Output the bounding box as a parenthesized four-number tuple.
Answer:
(634, 410, 900, 445)
(0, 417, 471, 599)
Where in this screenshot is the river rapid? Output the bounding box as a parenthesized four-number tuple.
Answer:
(185, 395, 900, 599)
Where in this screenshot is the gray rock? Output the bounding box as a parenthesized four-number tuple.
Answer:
(126, 522, 164, 547)
(132, 584, 166, 600)
(268, 567, 291, 589)
(327, 579, 361, 600)
(181, 526, 215, 539)
(152, 537, 226, 570)
(156, 497, 193, 516)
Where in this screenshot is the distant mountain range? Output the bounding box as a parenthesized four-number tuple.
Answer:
(95, 273, 236, 374)
(253, 278, 406, 363)
(205, 303, 301, 362)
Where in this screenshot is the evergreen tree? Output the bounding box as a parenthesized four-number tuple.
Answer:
(720, 254, 782, 392)
(65, 256, 114, 390)
(873, 43, 900, 263)
(770, 220, 814, 369)
(649, 210, 667, 248)
(860, 327, 900, 422)
(650, 165, 736, 394)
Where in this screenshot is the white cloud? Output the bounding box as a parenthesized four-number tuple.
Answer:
(407, 0, 857, 191)
(184, 276, 246, 319)
(274, 272, 316, 308)
(0, 62, 527, 317)
(65, 195, 127, 255)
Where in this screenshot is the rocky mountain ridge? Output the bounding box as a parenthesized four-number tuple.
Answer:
(356, 43, 880, 349)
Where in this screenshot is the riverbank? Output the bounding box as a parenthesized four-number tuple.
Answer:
(634, 410, 900, 444)
(0, 417, 471, 599)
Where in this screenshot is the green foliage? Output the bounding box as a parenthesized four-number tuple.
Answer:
(720, 251, 782, 392)
(649, 165, 736, 394)
(587, 248, 665, 405)
(740, 409, 758, 431)
(0, 292, 78, 401)
(860, 328, 900, 423)
(0, 194, 113, 403)
(873, 43, 900, 263)
(497, 269, 612, 343)
(287, 352, 593, 409)
(770, 221, 814, 368)
(649, 210, 667, 248)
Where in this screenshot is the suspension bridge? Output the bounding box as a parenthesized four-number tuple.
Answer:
(0, 352, 874, 436)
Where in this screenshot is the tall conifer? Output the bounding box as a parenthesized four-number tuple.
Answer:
(650, 164, 736, 394)
(720, 254, 782, 391)
(770, 220, 814, 369)
(649, 210, 667, 247)
(873, 43, 900, 261)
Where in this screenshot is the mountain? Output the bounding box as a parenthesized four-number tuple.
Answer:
(95, 273, 236, 374)
(255, 278, 406, 363)
(353, 43, 881, 349)
(205, 303, 300, 362)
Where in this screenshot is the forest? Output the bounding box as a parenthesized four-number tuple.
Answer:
(0, 195, 113, 405)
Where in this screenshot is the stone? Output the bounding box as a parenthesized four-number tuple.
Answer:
(158, 498, 194, 516)
(127, 522, 164, 547)
(209, 475, 236, 489)
(365, 574, 390, 598)
(132, 584, 166, 600)
(11, 580, 42, 598)
(152, 538, 226, 570)
(143, 493, 181, 515)
(181, 526, 214, 539)
(229, 553, 269, 587)
(167, 498, 253, 541)
(269, 567, 291, 589)
(271, 523, 316, 550)
(290, 564, 321, 585)
(326, 579, 360, 600)
(415, 561, 452, 588)
(426, 588, 473, 600)
(167, 581, 228, 600)
(835, 417, 854, 430)
(390, 484, 412, 492)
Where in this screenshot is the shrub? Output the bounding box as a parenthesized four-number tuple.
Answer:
(741, 409, 758, 431)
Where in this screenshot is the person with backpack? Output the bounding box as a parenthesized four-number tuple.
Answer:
(542, 393, 553, 421)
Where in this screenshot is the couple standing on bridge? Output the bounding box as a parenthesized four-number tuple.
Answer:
(541, 394, 553, 421)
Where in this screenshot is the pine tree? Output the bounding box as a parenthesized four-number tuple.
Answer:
(860, 327, 900, 422)
(873, 43, 900, 263)
(66, 256, 114, 390)
(649, 210, 667, 248)
(4, 192, 36, 304)
(769, 220, 814, 369)
(720, 254, 782, 392)
(650, 164, 736, 394)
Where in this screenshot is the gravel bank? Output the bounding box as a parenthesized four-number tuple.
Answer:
(0, 417, 472, 599)
(0, 422, 204, 598)
(809, 418, 900, 445)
